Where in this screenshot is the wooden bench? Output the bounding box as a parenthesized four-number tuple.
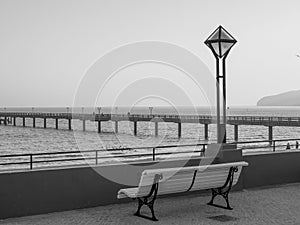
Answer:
(117, 161, 248, 221)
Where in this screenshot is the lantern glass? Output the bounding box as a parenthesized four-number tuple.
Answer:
(220, 42, 235, 57)
(220, 29, 232, 40)
(205, 25, 237, 58)
(211, 42, 220, 57)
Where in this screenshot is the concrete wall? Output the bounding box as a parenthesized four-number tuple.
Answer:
(1, 150, 300, 219)
(242, 151, 300, 188)
(0, 157, 211, 219)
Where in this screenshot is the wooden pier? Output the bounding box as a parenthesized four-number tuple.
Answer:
(1, 112, 300, 142)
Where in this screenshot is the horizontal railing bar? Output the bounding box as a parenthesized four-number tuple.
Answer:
(35, 150, 204, 160)
(0, 143, 208, 158)
(230, 138, 300, 145)
(0, 161, 32, 166)
(32, 157, 89, 164)
(0, 150, 206, 166)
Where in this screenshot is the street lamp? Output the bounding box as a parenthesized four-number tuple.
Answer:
(204, 25, 237, 143)
(97, 107, 101, 114)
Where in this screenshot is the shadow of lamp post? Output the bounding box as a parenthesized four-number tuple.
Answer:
(204, 25, 237, 144)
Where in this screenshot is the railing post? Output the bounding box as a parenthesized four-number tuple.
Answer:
(153, 148, 155, 161)
(30, 154, 33, 169)
(273, 140, 276, 152)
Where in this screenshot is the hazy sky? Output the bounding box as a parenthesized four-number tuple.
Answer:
(1, 0, 300, 107)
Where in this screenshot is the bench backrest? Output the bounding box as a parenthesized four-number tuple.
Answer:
(136, 161, 248, 197)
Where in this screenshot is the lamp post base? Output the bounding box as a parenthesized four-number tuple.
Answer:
(218, 123, 227, 144)
(213, 143, 241, 164)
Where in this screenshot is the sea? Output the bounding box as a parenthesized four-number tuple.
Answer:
(1, 106, 300, 169)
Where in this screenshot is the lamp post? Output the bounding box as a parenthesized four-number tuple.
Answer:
(204, 25, 237, 143)
(97, 107, 101, 114)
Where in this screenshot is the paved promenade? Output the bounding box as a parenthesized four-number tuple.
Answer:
(1, 183, 300, 225)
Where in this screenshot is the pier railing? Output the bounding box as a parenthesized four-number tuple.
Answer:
(2, 112, 300, 123)
(0, 138, 299, 171)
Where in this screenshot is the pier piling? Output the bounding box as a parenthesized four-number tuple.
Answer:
(44, 118, 47, 129)
(134, 121, 137, 136)
(234, 125, 239, 142)
(155, 122, 158, 137)
(178, 123, 182, 138)
(115, 121, 118, 133)
(204, 124, 209, 140)
(13, 117, 16, 126)
(97, 121, 101, 133)
(268, 126, 273, 145)
(68, 119, 72, 130)
(55, 119, 58, 129)
(83, 120, 86, 131)
(23, 117, 25, 127)
(33, 118, 36, 128)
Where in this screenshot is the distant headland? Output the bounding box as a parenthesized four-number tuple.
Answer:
(257, 90, 300, 106)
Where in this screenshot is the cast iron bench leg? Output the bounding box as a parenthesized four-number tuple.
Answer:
(207, 166, 238, 210)
(134, 174, 161, 221)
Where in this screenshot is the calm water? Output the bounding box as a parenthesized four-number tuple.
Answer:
(1, 106, 300, 168)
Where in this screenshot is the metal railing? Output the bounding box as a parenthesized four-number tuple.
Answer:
(0, 143, 208, 171)
(0, 138, 299, 171)
(232, 138, 300, 152)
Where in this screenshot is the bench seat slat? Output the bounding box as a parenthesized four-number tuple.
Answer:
(142, 162, 248, 176)
(160, 176, 229, 194)
(137, 168, 232, 186)
(159, 172, 229, 187)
